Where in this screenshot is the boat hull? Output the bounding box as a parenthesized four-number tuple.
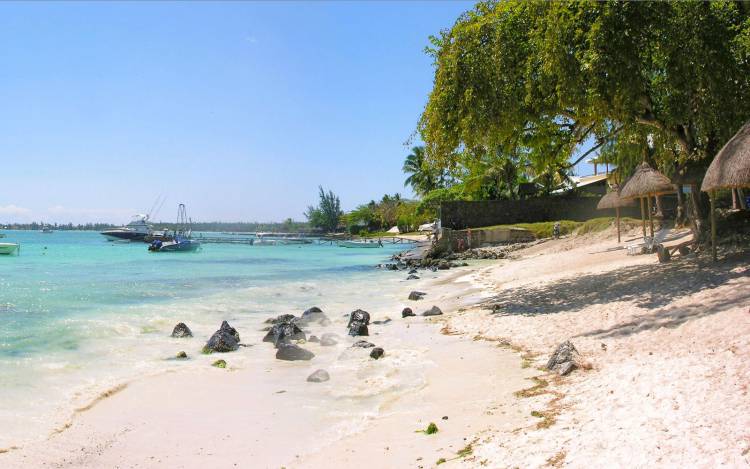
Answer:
(0, 243, 19, 255)
(101, 231, 148, 242)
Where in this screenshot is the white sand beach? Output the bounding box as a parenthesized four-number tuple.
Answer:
(3, 225, 748, 468)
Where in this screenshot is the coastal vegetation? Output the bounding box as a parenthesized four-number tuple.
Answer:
(417, 0, 750, 232)
(305, 186, 343, 233)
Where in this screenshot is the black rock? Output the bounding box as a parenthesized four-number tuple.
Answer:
(348, 321, 369, 337)
(406, 274, 420, 280)
(263, 321, 306, 347)
(437, 260, 450, 270)
(298, 307, 329, 326)
(205, 324, 240, 353)
(308, 335, 320, 343)
(219, 321, 240, 342)
(422, 306, 443, 317)
(408, 291, 426, 301)
(369, 347, 384, 359)
(408, 269, 418, 274)
(372, 318, 392, 325)
(265, 313, 297, 325)
(546, 340, 580, 376)
(352, 340, 376, 348)
(386, 264, 399, 271)
(347, 309, 371, 327)
(276, 343, 315, 361)
(307, 369, 330, 382)
(171, 322, 193, 338)
(402, 307, 415, 318)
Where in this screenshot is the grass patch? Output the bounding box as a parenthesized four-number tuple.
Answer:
(211, 359, 227, 368)
(201, 345, 213, 355)
(473, 216, 644, 240)
(436, 458, 447, 465)
(477, 220, 581, 239)
(576, 216, 641, 235)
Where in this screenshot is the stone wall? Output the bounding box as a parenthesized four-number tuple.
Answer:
(440, 197, 643, 230)
(445, 227, 534, 252)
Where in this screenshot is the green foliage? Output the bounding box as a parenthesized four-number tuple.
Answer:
(305, 186, 343, 233)
(211, 359, 227, 368)
(403, 146, 449, 196)
(424, 422, 439, 435)
(577, 216, 641, 235)
(344, 194, 430, 233)
(419, 1, 750, 185)
(201, 345, 213, 355)
(436, 458, 447, 465)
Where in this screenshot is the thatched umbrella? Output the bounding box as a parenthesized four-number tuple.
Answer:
(597, 184, 635, 243)
(701, 121, 750, 260)
(620, 162, 676, 239)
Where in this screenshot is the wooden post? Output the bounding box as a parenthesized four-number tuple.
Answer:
(647, 196, 654, 238)
(640, 197, 647, 239)
(616, 206, 621, 243)
(711, 190, 717, 261)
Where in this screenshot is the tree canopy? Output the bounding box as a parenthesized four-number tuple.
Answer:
(305, 186, 343, 232)
(419, 1, 750, 185)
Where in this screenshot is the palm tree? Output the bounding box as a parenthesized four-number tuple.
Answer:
(403, 146, 439, 197)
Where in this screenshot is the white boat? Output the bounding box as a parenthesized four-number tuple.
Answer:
(0, 243, 19, 255)
(101, 215, 152, 242)
(338, 240, 383, 248)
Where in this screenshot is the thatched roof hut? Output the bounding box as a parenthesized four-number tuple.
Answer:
(597, 184, 635, 243)
(620, 162, 676, 199)
(701, 121, 750, 192)
(597, 185, 636, 210)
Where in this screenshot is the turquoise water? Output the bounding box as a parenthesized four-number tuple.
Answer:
(0, 230, 407, 446)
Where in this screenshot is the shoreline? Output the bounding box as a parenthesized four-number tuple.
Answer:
(0, 248, 538, 468)
(3, 225, 747, 467)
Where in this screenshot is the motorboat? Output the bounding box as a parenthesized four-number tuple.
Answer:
(148, 204, 200, 253)
(0, 243, 20, 255)
(149, 235, 200, 252)
(41, 225, 54, 233)
(101, 215, 152, 242)
(338, 240, 383, 248)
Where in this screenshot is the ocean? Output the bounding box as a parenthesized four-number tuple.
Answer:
(0, 230, 410, 448)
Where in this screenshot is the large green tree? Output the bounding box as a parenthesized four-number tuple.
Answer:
(402, 146, 446, 196)
(419, 1, 750, 227)
(305, 186, 343, 232)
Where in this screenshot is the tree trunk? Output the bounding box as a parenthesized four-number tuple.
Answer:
(655, 194, 664, 218)
(739, 189, 748, 210)
(675, 185, 686, 226)
(732, 188, 739, 209)
(687, 183, 706, 243)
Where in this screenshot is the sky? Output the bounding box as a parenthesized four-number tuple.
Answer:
(0, 1, 596, 225)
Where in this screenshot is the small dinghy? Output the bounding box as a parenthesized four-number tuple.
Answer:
(0, 243, 20, 255)
(148, 204, 200, 253)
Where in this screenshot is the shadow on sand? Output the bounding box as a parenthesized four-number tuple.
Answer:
(483, 250, 750, 339)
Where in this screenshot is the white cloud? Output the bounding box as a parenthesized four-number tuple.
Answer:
(46, 205, 137, 224)
(0, 204, 31, 217)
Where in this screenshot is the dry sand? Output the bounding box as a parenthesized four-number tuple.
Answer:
(446, 226, 750, 468)
(3, 225, 748, 468)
